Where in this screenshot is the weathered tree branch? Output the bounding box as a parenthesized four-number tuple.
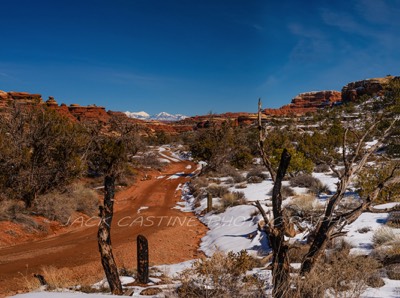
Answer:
(301, 117, 398, 275)
(258, 99, 276, 182)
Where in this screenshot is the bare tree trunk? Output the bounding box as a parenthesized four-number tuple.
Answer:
(269, 149, 291, 298)
(98, 175, 123, 295)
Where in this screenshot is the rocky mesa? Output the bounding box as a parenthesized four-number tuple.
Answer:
(0, 91, 110, 123)
(263, 75, 399, 116)
(341, 76, 397, 102)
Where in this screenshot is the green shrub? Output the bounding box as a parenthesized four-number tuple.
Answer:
(271, 148, 314, 177)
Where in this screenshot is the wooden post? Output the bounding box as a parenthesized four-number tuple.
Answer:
(137, 234, 149, 284)
(207, 192, 212, 213)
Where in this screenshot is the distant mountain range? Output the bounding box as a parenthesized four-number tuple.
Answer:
(124, 111, 188, 121)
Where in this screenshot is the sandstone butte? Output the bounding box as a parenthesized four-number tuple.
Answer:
(1, 75, 398, 131)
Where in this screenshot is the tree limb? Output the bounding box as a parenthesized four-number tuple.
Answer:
(257, 98, 276, 182)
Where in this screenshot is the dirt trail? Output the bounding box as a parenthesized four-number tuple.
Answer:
(0, 151, 208, 296)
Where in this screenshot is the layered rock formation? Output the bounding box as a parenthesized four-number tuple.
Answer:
(0, 91, 43, 108)
(264, 90, 342, 116)
(1, 74, 398, 134)
(0, 91, 109, 123)
(341, 76, 395, 101)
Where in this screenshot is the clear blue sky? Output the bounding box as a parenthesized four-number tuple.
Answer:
(1, 0, 399, 116)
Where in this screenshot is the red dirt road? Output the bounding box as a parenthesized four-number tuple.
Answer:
(0, 155, 207, 296)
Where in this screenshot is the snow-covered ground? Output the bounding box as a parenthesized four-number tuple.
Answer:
(12, 161, 400, 297)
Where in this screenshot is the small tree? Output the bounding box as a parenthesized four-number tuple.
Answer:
(0, 104, 87, 207)
(88, 117, 142, 295)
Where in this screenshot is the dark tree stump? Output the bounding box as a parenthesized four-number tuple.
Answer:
(137, 234, 149, 284)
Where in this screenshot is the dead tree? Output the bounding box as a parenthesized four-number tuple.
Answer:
(255, 99, 399, 296)
(255, 99, 293, 298)
(98, 174, 122, 295)
(300, 118, 399, 275)
(88, 117, 143, 295)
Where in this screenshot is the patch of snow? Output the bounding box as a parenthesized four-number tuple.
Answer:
(167, 172, 185, 180)
(158, 158, 170, 163)
(200, 205, 269, 256)
(312, 172, 339, 193)
(362, 278, 400, 297)
(137, 206, 149, 214)
(229, 180, 274, 202)
(154, 259, 197, 278)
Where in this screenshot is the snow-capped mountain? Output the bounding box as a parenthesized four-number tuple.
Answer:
(124, 111, 188, 122)
(124, 111, 150, 120)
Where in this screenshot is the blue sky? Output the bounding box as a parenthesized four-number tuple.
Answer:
(0, 0, 399, 116)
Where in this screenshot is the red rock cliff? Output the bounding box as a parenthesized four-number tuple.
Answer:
(264, 90, 342, 116)
(341, 76, 396, 101)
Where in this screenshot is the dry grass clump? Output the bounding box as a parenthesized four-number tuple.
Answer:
(387, 211, 400, 228)
(289, 194, 319, 213)
(206, 184, 229, 198)
(247, 176, 263, 184)
(177, 250, 265, 297)
(136, 152, 167, 171)
(33, 183, 99, 224)
(291, 246, 382, 297)
(19, 263, 106, 293)
(288, 244, 310, 263)
(372, 231, 400, 266)
(0, 199, 24, 221)
(372, 226, 400, 247)
(246, 167, 268, 183)
(289, 174, 328, 194)
(267, 185, 295, 200)
(289, 174, 317, 188)
(230, 172, 246, 184)
(281, 185, 295, 199)
(235, 183, 247, 189)
(188, 176, 208, 198)
(215, 192, 246, 213)
(387, 264, 400, 280)
(214, 164, 246, 184)
(0, 199, 42, 230)
(314, 163, 330, 173)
